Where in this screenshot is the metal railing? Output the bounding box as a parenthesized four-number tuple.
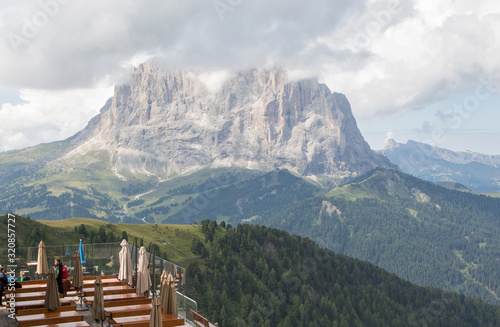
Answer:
(176, 291, 199, 326)
(0, 241, 191, 315)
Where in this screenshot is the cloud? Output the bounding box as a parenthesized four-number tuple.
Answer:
(0, 0, 499, 151)
(0, 0, 365, 90)
(0, 81, 113, 152)
(323, 0, 500, 118)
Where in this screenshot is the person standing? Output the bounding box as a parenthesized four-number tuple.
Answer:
(54, 258, 64, 295)
(0, 266, 8, 306)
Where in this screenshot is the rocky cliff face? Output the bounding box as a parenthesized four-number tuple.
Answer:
(66, 61, 388, 182)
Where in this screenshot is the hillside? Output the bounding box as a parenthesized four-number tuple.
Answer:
(185, 221, 500, 326)
(226, 168, 500, 305)
(380, 139, 500, 191)
(0, 215, 204, 263)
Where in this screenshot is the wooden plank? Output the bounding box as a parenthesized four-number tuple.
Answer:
(101, 298, 151, 308)
(111, 313, 185, 327)
(16, 311, 83, 327)
(83, 279, 126, 287)
(82, 285, 136, 296)
(11, 292, 64, 302)
(105, 304, 152, 319)
(84, 293, 145, 306)
(82, 275, 117, 280)
(32, 322, 90, 327)
(14, 298, 73, 311)
(190, 310, 210, 327)
(20, 278, 73, 286)
(7, 287, 46, 294)
(17, 305, 76, 316)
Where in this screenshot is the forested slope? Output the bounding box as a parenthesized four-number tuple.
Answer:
(185, 221, 500, 327)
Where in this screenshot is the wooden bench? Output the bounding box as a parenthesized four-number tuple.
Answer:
(6, 283, 47, 294)
(32, 322, 91, 327)
(83, 279, 126, 287)
(84, 293, 145, 307)
(17, 304, 77, 316)
(105, 303, 152, 320)
(101, 298, 151, 309)
(83, 275, 117, 280)
(16, 310, 84, 327)
(14, 298, 73, 311)
(190, 309, 210, 327)
(82, 285, 136, 296)
(111, 313, 184, 327)
(12, 292, 64, 302)
(20, 278, 73, 285)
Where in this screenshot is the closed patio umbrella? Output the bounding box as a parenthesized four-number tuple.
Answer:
(150, 297, 162, 327)
(44, 267, 60, 311)
(79, 239, 86, 266)
(159, 270, 168, 312)
(72, 251, 83, 290)
(165, 273, 177, 316)
(92, 275, 105, 323)
(118, 239, 133, 286)
(136, 246, 151, 297)
(36, 241, 48, 276)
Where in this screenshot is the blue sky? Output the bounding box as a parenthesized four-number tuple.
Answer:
(0, 0, 499, 154)
(358, 93, 500, 154)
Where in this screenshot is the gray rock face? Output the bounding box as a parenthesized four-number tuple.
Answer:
(67, 61, 388, 182)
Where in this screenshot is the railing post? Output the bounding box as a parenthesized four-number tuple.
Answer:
(152, 244, 156, 298)
(133, 237, 138, 288)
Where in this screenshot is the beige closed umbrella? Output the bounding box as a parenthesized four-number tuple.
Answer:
(92, 275, 105, 323)
(44, 267, 61, 311)
(136, 246, 151, 297)
(36, 241, 48, 276)
(150, 297, 162, 327)
(164, 273, 177, 316)
(159, 271, 168, 311)
(118, 239, 133, 286)
(72, 251, 83, 291)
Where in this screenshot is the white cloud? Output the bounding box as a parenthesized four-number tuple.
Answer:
(0, 0, 499, 152)
(0, 81, 113, 152)
(322, 0, 500, 118)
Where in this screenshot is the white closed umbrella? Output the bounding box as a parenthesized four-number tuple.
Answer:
(36, 241, 48, 276)
(118, 239, 133, 286)
(136, 246, 151, 297)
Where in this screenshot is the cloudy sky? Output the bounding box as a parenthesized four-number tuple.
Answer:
(0, 0, 499, 154)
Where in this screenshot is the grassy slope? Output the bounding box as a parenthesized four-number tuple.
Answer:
(0, 215, 203, 263)
(39, 218, 204, 262)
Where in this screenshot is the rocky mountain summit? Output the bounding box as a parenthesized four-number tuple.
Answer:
(66, 61, 388, 182)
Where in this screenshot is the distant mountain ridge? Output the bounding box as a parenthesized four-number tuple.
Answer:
(380, 139, 500, 191)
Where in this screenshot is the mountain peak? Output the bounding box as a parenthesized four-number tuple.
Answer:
(66, 64, 388, 182)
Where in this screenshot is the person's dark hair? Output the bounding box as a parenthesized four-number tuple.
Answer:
(54, 258, 61, 264)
